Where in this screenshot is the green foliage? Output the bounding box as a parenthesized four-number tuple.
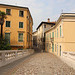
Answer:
(0, 11, 6, 19)
(0, 36, 11, 50)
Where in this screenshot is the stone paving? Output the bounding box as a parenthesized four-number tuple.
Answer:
(11, 53, 75, 75)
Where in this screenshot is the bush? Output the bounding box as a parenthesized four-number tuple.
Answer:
(0, 36, 11, 50)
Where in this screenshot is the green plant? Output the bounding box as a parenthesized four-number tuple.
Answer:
(0, 35, 11, 50)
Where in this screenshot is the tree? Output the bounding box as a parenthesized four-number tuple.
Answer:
(0, 11, 6, 39)
(0, 35, 11, 50)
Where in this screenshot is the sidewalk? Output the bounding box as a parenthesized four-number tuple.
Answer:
(60, 56, 75, 70)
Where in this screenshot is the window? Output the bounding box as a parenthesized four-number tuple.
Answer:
(57, 28, 58, 38)
(19, 22, 23, 28)
(60, 26, 61, 37)
(52, 32, 54, 38)
(52, 43, 54, 52)
(6, 21, 10, 27)
(60, 46, 61, 56)
(55, 44, 56, 52)
(6, 9, 11, 15)
(18, 33, 23, 42)
(44, 25, 46, 28)
(5, 33, 10, 43)
(50, 33, 51, 39)
(19, 10, 24, 17)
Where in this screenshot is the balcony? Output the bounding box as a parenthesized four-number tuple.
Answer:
(50, 37, 54, 43)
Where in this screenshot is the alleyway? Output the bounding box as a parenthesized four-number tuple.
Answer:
(8, 53, 75, 75)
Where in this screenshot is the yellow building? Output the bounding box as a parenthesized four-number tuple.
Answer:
(45, 13, 75, 56)
(0, 4, 33, 50)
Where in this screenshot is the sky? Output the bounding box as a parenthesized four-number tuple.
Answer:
(0, 0, 75, 32)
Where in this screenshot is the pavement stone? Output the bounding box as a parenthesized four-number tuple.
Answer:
(11, 53, 75, 75)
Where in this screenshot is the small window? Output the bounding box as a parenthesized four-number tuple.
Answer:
(44, 25, 46, 28)
(18, 33, 23, 42)
(19, 10, 24, 17)
(19, 22, 23, 28)
(6, 9, 11, 15)
(6, 21, 10, 27)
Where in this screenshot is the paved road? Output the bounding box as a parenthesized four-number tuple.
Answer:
(8, 53, 75, 75)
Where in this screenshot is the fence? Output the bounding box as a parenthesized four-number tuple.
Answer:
(0, 49, 34, 67)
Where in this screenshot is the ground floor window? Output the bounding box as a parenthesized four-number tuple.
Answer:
(57, 45, 58, 55)
(52, 43, 54, 52)
(5, 33, 10, 43)
(18, 33, 23, 42)
(55, 44, 56, 52)
(60, 46, 61, 56)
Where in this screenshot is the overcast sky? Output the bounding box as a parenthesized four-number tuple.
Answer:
(0, 0, 75, 32)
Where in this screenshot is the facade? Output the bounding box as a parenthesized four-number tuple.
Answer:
(32, 31, 37, 46)
(45, 13, 75, 56)
(36, 19, 55, 51)
(0, 4, 33, 50)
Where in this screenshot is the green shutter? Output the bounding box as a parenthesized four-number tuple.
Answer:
(50, 33, 51, 39)
(52, 32, 54, 38)
(52, 43, 54, 52)
(18, 33, 23, 42)
(5, 33, 10, 43)
(57, 29, 58, 37)
(60, 26, 61, 37)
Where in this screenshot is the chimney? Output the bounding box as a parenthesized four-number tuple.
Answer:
(48, 18, 50, 22)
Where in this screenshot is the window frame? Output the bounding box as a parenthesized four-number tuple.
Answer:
(6, 21, 11, 27)
(19, 22, 23, 28)
(19, 10, 24, 17)
(6, 9, 11, 15)
(18, 33, 23, 42)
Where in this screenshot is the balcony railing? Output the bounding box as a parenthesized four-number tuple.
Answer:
(50, 37, 54, 43)
(0, 49, 34, 67)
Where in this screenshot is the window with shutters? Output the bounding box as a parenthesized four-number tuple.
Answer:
(18, 33, 23, 42)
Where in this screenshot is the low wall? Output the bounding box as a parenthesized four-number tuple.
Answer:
(0, 49, 34, 67)
(61, 51, 75, 60)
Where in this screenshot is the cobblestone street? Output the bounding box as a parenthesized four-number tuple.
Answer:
(10, 53, 75, 75)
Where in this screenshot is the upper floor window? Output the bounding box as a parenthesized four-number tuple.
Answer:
(19, 10, 24, 17)
(6, 9, 11, 15)
(57, 28, 58, 38)
(19, 22, 23, 28)
(6, 21, 10, 27)
(50, 33, 51, 39)
(60, 26, 61, 37)
(52, 32, 54, 38)
(18, 33, 23, 42)
(44, 25, 46, 28)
